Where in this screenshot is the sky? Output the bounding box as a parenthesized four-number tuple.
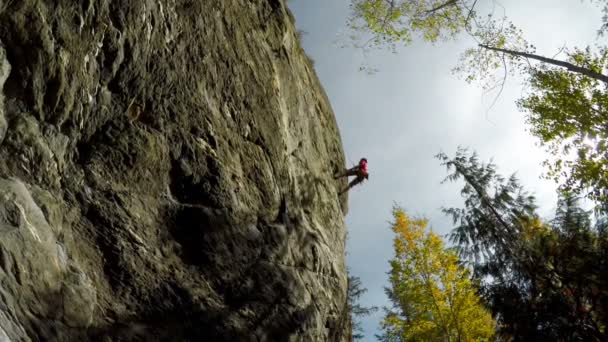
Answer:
(287, 1, 603, 340)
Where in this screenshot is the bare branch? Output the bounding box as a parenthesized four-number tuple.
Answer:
(425, 0, 458, 14)
(551, 43, 567, 60)
(480, 44, 608, 83)
(462, 0, 479, 29)
(484, 53, 508, 124)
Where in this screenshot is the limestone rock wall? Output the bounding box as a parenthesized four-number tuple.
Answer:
(0, 0, 350, 340)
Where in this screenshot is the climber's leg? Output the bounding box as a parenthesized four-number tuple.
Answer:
(339, 176, 364, 195)
(334, 166, 359, 179)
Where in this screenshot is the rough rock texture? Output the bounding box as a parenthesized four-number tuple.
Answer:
(0, 0, 350, 341)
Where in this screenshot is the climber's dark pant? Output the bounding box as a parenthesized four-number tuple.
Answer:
(335, 166, 365, 194)
(339, 175, 365, 194)
(334, 166, 360, 178)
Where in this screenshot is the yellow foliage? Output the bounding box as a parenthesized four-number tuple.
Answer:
(381, 208, 496, 341)
(520, 216, 550, 241)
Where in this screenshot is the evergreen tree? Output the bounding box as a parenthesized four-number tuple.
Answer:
(348, 270, 378, 340)
(438, 148, 608, 341)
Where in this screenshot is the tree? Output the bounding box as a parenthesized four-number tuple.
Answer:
(348, 0, 469, 47)
(349, 0, 608, 85)
(349, 0, 608, 212)
(348, 270, 378, 340)
(437, 148, 608, 341)
(517, 47, 608, 211)
(378, 207, 495, 342)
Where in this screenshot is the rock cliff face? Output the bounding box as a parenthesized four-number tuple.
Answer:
(0, 0, 350, 340)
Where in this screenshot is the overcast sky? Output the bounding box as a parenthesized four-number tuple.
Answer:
(288, 1, 602, 340)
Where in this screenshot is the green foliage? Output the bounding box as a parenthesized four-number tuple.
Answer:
(348, 0, 467, 48)
(349, 0, 608, 211)
(378, 207, 495, 342)
(438, 148, 608, 341)
(348, 0, 530, 84)
(518, 47, 608, 212)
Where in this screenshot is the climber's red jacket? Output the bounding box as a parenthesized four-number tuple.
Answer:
(359, 158, 368, 175)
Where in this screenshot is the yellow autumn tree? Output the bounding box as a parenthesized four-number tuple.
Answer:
(379, 208, 495, 342)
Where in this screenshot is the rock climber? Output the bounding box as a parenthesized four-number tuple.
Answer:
(334, 158, 369, 195)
